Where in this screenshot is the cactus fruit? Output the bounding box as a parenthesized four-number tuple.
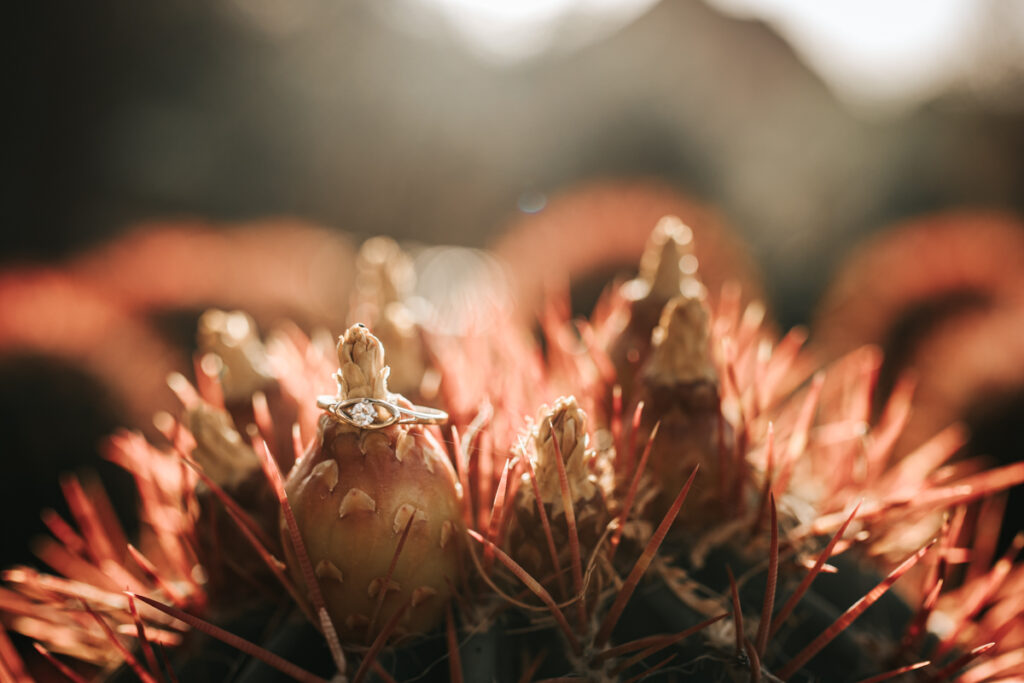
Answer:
(4, 218, 1024, 683)
(282, 324, 463, 643)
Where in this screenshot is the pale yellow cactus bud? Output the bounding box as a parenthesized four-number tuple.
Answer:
(197, 309, 275, 401)
(352, 238, 429, 399)
(608, 217, 708, 406)
(334, 323, 391, 400)
(507, 396, 611, 591)
(645, 296, 717, 387)
(355, 237, 415, 305)
(637, 296, 723, 526)
(628, 215, 705, 304)
(518, 396, 599, 510)
(186, 402, 260, 489)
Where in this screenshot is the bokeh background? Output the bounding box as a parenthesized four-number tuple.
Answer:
(3, 0, 1024, 568)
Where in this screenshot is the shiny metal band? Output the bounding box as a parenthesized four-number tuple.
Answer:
(316, 396, 448, 429)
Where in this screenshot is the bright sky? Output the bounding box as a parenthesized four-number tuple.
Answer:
(707, 0, 985, 112)
(408, 0, 1022, 114)
(411, 0, 660, 63)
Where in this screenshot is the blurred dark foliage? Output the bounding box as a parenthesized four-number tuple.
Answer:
(0, 355, 137, 568)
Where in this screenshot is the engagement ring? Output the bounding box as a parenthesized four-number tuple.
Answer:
(316, 396, 448, 429)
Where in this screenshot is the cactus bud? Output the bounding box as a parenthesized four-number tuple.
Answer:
(644, 296, 717, 388)
(638, 296, 723, 524)
(507, 396, 610, 584)
(186, 402, 260, 489)
(351, 237, 431, 399)
(608, 216, 706, 402)
(198, 309, 299, 470)
(198, 310, 275, 401)
(283, 324, 463, 642)
(187, 401, 282, 597)
(519, 396, 600, 509)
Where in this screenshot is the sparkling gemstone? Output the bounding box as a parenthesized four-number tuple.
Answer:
(346, 400, 377, 427)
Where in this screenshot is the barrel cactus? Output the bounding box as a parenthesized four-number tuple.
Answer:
(2, 219, 1024, 683)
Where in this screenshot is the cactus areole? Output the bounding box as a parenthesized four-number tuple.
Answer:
(282, 324, 463, 643)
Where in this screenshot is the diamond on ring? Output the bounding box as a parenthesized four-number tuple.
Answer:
(346, 400, 377, 427)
